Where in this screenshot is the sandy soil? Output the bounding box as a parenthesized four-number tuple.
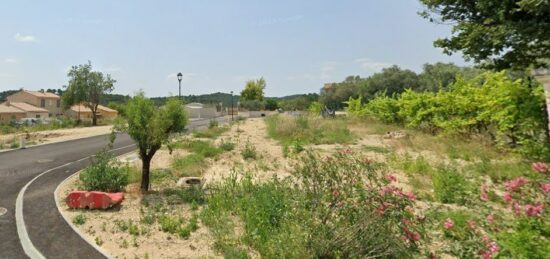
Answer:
(0, 126, 113, 150)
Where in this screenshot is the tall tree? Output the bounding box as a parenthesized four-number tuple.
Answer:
(63, 62, 116, 125)
(240, 77, 266, 101)
(419, 0, 550, 70)
(117, 92, 187, 192)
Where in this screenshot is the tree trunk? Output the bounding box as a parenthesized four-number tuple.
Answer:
(92, 110, 97, 126)
(141, 156, 151, 192)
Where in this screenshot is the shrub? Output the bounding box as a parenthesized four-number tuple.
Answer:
(73, 214, 87, 225)
(79, 150, 129, 192)
(432, 166, 469, 205)
(218, 139, 235, 151)
(265, 115, 354, 145)
(208, 119, 219, 129)
(241, 140, 257, 159)
(159, 215, 181, 234)
(202, 150, 424, 258)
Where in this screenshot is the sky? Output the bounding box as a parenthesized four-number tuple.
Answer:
(0, 0, 469, 97)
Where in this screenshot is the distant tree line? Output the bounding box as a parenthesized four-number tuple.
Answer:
(319, 62, 482, 110)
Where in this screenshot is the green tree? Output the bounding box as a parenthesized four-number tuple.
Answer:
(62, 62, 116, 125)
(117, 92, 187, 192)
(360, 65, 420, 99)
(419, 0, 550, 69)
(240, 77, 266, 101)
(265, 99, 279, 111)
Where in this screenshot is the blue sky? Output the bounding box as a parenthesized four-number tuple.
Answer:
(0, 0, 468, 97)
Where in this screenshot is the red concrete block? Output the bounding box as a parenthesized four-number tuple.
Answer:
(65, 191, 124, 209)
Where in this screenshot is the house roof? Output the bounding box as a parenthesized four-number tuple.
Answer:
(8, 102, 49, 113)
(70, 104, 118, 113)
(23, 90, 60, 99)
(0, 103, 25, 114)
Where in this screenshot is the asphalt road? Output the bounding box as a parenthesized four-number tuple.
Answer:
(0, 116, 232, 259)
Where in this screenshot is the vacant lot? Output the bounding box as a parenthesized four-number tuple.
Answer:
(59, 115, 549, 258)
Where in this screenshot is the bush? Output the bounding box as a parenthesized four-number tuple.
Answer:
(208, 119, 219, 129)
(218, 139, 235, 151)
(432, 166, 469, 205)
(265, 115, 354, 145)
(79, 150, 129, 192)
(202, 150, 424, 258)
(350, 72, 550, 159)
(241, 140, 257, 159)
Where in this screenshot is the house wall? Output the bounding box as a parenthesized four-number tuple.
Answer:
(25, 112, 49, 119)
(7, 92, 62, 116)
(0, 112, 24, 123)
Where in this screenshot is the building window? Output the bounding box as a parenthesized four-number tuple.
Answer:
(56, 100, 60, 108)
(40, 99, 45, 107)
(36, 114, 40, 118)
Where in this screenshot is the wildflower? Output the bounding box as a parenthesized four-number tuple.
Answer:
(512, 202, 522, 216)
(443, 218, 454, 230)
(502, 192, 513, 203)
(405, 192, 416, 201)
(531, 162, 549, 174)
(385, 174, 397, 182)
(486, 214, 495, 225)
(467, 220, 477, 230)
(504, 177, 528, 192)
(402, 227, 420, 242)
(488, 242, 500, 253)
(525, 203, 544, 217)
(480, 184, 489, 201)
(541, 183, 550, 193)
(332, 190, 340, 197)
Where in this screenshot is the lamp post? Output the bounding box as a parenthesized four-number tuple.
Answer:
(230, 91, 234, 121)
(177, 72, 183, 101)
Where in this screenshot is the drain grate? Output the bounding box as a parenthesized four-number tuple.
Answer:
(0, 207, 7, 217)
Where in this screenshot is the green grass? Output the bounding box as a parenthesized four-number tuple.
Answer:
(463, 159, 530, 182)
(362, 144, 391, 154)
(192, 126, 229, 139)
(265, 115, 354, 145)
(172, 153, 206, 177)
(73, 214, 87, 225)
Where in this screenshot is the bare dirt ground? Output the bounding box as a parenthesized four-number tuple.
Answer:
(0, 126, 112, 150)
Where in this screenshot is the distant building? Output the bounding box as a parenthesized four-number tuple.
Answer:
(6, 90, 62, 117)
(65, 104, 118, 121)
(0, 104, 25, 122)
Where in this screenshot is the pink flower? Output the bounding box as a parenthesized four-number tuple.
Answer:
(480, 184, 489, 201)
(405, 192, 416, 201)
(385, 174, 397, 182)
(443, 218, 454, 230)
(541, 183, 550, 193)
(513, 202, 522, 216)
(532, 162, 549, 174)
(488, 242, 500, 253)
(486, 214, 495, 225)
(467, 220, 477, 230)
(502, 192, 513, 203)
(525, 203, 544, 217)
(504, 177, 528, 192)
(479, 237, 500, 258)
(332, 190, 340, 197)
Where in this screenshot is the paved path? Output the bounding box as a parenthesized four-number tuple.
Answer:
(0, 116, 232, 259)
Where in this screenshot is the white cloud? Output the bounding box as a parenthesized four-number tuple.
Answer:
(354, 58, 391, 72)
(14, 33, 37, 42)
(4, 58, 17, 63)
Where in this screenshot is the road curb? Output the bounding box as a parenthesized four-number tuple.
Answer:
(15, 144, 135, 259)
(54, 148, 137, 259)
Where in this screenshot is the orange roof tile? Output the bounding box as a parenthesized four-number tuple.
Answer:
(24, 90, 60, 99)
(9, 102, 49, 112)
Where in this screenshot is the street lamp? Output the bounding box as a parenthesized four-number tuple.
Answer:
(230, 91, 234, 121)
(177, 72, 183, 101)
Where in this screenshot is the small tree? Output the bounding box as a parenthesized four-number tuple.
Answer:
(240, 77, 266, 101)
(118, 92, 187, 192)
(63, 61, 115, 125)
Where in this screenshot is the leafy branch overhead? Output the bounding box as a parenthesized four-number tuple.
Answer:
(419, 0, 550, 69)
